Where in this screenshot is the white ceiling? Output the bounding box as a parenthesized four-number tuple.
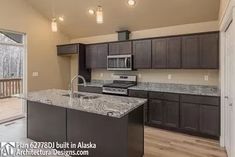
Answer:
(26, 0, 220, 38)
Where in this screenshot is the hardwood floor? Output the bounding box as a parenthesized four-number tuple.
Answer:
(144, 126, 227, 157)
(0, 98, 23, 121)
(0, 119, 227, 157)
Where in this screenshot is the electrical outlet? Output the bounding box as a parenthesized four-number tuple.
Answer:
(32, 72, 39, 77)
(168, 74, 172, 80)
(138, 73, 142, 78)
(204, 75, 209, 81)
(100, 73, 104, 78)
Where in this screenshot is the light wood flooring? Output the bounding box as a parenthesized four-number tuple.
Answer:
(144, 126, 227, 157)
(0, 97, 23, 121)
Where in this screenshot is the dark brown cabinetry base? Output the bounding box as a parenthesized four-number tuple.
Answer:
(27, 101, 144, 157)
(128, 89, 220, 140)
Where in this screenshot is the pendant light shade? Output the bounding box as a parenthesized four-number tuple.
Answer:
(51, 18, 58, 32)
(96, 6, 103, 24)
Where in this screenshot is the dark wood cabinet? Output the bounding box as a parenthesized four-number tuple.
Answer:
(199, 33, 219, 69)
(167, 37, 181, 68)
(182, 33, 219, 69)
(57, 44, 77, 55)
(152, 37, 181, 69)
(78, 85, 102, 94)
(129, 90, 148, 123)
(27, 101, 66, 144)
(133, 40, 152, 69)
(86, 44, 108, 69)
(200, 105, 220, 136)
(149, 99, 164, 125)
(148, 92, 179, 128)
(182, 35, 200, 68)
(109, 41, 132, 55)
(164, 101, 179, 128)
(181, 103, 199, 132)
(180, 95, 220, 137)
(152, 38, 167, 68)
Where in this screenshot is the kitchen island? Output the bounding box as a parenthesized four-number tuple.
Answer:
(19, 89, 147, 157)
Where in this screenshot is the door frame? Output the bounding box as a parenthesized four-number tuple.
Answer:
(0, 29, 27, 123)
(219, 0, 235, 155)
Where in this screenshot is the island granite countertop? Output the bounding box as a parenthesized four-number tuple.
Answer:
(17, 89, 147, 118)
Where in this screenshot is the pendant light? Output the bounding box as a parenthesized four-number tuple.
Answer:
(51, 18, 58, 32)
(96, 6, 103, 24)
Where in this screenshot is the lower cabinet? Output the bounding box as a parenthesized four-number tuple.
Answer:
(180, 95, 220, 138)
(149, 99, 179, 128)
(149, 99, 164, 125)
(180, 103, 199, 132)
(129, 90, 148, 124)
(199, 105, 220, 136)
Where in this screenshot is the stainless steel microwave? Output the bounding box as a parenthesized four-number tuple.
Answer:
(107, 55, 132, 71)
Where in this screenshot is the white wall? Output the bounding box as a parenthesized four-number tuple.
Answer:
(0, 0, 71, 91)
(71, 21, 219, 86)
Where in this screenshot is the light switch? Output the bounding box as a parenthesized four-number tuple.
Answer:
(204, 75, 209, 81)
(32, 72, 39, 77)
(138, 73, 142, 78)
(168, 74, 172, 80)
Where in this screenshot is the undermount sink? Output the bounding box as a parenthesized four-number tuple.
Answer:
(62, 93, 100, 99)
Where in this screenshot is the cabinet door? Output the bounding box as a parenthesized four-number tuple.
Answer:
(181, 103, 199, 132)
(96, 44, 108, 68)
(152, 38, 167, 68)
(164, 101, 179, 128)
(167, 37, 181, 68)
(133, 40, 152, 69)
(57, 44, 77, 55)
(109, 41, 132, 55)
(86, 45, 96, 69)
(27, 101, 66, 144)
(199, 33, 219, 69)
(182, 35, 200, 68)
(200, 105, 220, 136)
(149, 99, 164, 125)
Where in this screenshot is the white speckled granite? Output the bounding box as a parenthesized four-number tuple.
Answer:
(87, 80, 220, 96)
(129, 82, 220, 96)
(16, 89, 147, 118)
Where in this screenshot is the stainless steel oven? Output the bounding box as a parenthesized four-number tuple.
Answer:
(107, 55, 132, 71)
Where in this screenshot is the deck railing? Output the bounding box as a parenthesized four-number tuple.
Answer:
(0, 78, 22, 98)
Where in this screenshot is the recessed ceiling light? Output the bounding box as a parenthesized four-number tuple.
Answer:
(58, 16, 64, 22)
(88, 9, 95, 15)
(128, 0, 136, 6)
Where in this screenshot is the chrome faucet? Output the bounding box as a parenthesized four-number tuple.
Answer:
(70, 75, 87, 98)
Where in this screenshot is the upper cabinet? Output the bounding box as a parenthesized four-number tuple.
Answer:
(152, 37, 181, 69)
(57, 44, 78, 56)
(109, 41, 132, 55)
(182, 32, 219, 69)
(199, 33, 219, 69)
(86, 44, 108, 69)
(133, 39, 152, 69)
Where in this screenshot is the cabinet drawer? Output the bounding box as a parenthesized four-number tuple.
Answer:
(78, 86, 102, 94)
(149, 92, 179, 101)
(181, 95, 220, 106)
(129, 90, 148, 98)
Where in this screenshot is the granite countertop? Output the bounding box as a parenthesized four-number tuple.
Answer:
(16, 89, 147, 118)
(86, 80, 220, 97)
(129, 82, 220, 97)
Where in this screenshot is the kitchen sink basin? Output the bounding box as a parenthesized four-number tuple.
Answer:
(62, 93, 85, 98)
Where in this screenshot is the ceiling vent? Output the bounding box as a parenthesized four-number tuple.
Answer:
(117, 30, 130, 41)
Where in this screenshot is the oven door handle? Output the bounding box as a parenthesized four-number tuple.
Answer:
(125, 58, 128, 68)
